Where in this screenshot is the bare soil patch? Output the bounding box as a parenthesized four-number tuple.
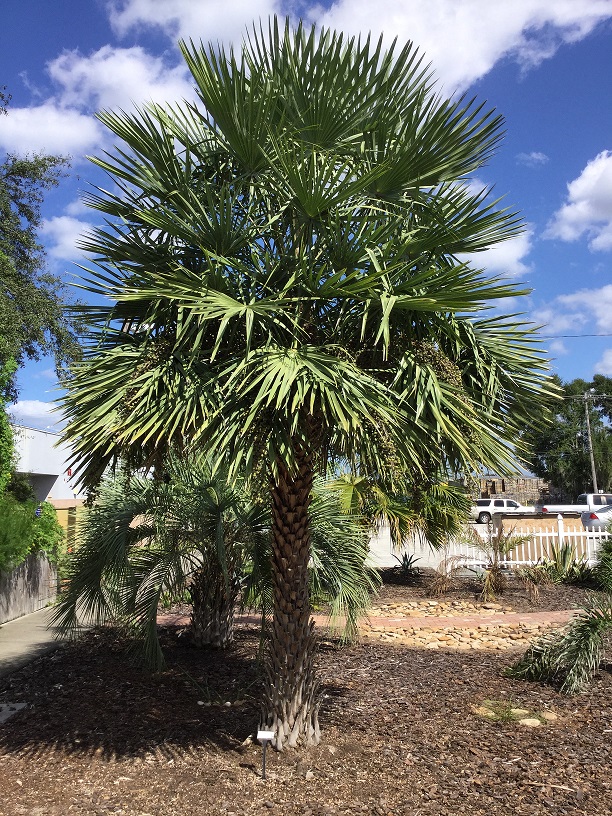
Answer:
(0, 579, 610, 816)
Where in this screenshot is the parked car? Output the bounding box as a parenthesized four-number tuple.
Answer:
(470, 498, 536, 524)
(581, 505, 612, 531)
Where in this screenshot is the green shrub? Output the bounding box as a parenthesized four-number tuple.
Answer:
(31, 502, 64, 561)
(594, 537, 612, 592)
(6, 471, 36, 502)
(0, 494, 33, 570)
(0, 495, 64, 573)
(0, 360, 17, 495)
(536, 542, 593, 585)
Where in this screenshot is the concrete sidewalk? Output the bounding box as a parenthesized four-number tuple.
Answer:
(0, 607, 63, 679)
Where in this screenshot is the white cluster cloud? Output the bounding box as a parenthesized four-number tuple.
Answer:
(557, 283, 612, 331)
(460, 228, 534, 279)
(472, 230, 534, 278)
(107, 0, 281, 44)
(107, 0, 612, 91)
(0, 46, 193, 157)
(48, 45, 193, 113)
(312, 0, 612, 91)
(535, 284, 612, 365)
(0, 102, 102, 155)
(595, 348, 612, 375)
(516, 151, 549, 167)
(546, 151, 612, 251)
(40, 216, 93, 261)
(9, 400, 64, 431)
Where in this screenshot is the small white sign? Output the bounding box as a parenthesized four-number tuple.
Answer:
(257, 730, 275, 742)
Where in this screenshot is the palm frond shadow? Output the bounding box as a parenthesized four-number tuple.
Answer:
(0, 625, 352, 760)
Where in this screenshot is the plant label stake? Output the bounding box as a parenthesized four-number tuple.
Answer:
(257, 730, 275, 779)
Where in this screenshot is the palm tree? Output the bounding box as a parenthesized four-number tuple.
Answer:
(507, 536, 612, 693)
(328, 471, 471, 552)
(52, 457, 262, 665)
(507, 593, 612, 693)
(54, 463, 377, 669)
(61, 19, 555, 747)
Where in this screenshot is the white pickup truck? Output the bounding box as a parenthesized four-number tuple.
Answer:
(470, 498, 536, 524)
(540, 493, 612, 516)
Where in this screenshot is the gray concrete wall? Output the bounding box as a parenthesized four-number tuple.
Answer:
(0, 552, 57, 624)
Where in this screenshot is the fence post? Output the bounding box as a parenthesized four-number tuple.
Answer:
(556, 513, 564, 550)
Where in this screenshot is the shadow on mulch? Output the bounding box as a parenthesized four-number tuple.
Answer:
(0, 626, 348, 762)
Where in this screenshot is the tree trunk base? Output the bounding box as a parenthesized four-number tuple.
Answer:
(261, 619, 322, 750)
(189, 567, 237, 649)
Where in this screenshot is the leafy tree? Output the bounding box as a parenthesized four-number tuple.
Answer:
(523, 376, 612, 499)
(0, 92, 81, 398)
(0, 358, 16, 493)
(61, 21, 554, 747)
(0, 495, 64, 573)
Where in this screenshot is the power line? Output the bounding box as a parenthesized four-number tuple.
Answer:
(539, 333, 612, 338)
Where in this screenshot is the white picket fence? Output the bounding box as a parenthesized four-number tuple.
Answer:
(440, 516, 610, 571)
(369, 516, 611, 571)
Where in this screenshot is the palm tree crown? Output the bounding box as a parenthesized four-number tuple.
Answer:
(65, 19, 552, 486)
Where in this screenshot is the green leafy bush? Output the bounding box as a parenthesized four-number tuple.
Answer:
(6, 471, 36, 501)
(0, 495, 64, 572)
(0, 360, 17, 495)
(0, 494, 33, 570)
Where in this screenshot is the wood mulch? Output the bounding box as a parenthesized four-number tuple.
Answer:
(0, 575, 610, 816)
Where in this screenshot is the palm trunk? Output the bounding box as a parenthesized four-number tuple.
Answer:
(261, 455, 321, 750)
(189, 564, 238, 649)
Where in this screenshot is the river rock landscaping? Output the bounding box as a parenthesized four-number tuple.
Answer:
(0, 574, 610, 816)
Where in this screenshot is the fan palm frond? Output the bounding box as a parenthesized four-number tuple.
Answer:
(507, 593, 612, 694)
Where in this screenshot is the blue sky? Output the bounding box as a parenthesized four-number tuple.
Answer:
(2, 0, 612, 429)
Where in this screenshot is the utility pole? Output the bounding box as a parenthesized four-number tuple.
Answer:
(584, 390, 598, 493)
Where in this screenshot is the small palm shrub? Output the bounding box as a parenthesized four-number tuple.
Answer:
(427, 554, 466, 597)
(517, 564, 553, 603)
(507, 592, 612, 693)
(460, 523, 529, 600)
(392, 552, 422, 581)
(540, 542, 593, 585)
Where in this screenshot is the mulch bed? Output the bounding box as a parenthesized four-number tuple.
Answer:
(375, 568, 602, 613)
(0, 579, 611, 816)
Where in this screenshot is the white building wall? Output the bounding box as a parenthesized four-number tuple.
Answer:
(368, 523, 446, 569)
(11, 425, 84, 501)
